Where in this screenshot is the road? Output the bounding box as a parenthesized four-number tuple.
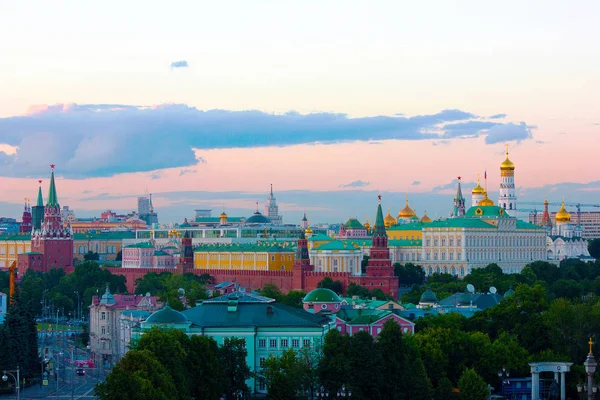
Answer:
(1, 368, 104, 400)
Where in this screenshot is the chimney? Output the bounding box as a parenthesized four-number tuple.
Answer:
(266, 306, 274, 315)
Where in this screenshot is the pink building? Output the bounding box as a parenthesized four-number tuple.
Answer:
(122, 241, 178, 268)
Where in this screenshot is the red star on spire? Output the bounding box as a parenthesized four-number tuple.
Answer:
(50, 164, 55, 170)
(457, 176, 461, 180)
(38, 180, 42, 184)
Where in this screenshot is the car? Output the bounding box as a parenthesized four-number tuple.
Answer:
(75, 368, 85, 376)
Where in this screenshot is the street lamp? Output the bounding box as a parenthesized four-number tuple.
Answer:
(74, 291, 80, 322)
(583, 337, 598, 400)
(497, 366, 510, 396)
(2, 366, 20, 400)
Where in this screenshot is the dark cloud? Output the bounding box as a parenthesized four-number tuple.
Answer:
(0, 104, 534, 178)
(489, 114, 507, 119)
(339, 180, 370, 188)
(170, 60, 189, 69)
(412, 181, 421, 186)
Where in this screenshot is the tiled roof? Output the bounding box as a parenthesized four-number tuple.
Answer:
(203, 292, 275, 304)
(313, 240, 361, 251)
(308, 234, 334, 242)
(336, 308, 391, 325)
(0, 234, 31, 241)
(124, 242, 154, 249)
(345, 218, 364, 229)
(386, 222, 427, 231)
(194, 242, 296, 253)
(516, 220, 546, 230)
(182, 302, 331, 328)
(424, 219, 496, 229)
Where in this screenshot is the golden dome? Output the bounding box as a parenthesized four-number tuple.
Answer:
(220, 211, 228, 218)
(420, 209, 432, 223)
(472, 177, 485, 195)
(384, 207, 397, 228)
(364, 217, 371, 231)
(305, 226, 313, 234)
(398, 197, 416, 219)
(555, 201, 571, 223)
(477, 192, 495, 206)
(500, 144, 515, 171)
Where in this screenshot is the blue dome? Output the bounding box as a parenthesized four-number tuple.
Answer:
(145, 305, 188, 325)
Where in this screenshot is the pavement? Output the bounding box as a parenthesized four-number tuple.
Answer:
(1, 368, 103, 400)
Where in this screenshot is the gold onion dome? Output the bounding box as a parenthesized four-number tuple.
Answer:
(220, 211, 228, 218)
(421, 209, 432, 223)
(305, 225, 313, 235)
(501, 145, 515, 171)
(472, 180, 485, 195)
(363, 217, 371, 231)
(398, 199, 416, 219)
(384, 207, 397, 228)
(477, 192, 495, 206)
(555, 201, 571, 223)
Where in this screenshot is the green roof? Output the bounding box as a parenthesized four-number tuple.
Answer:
(0, 234, 31, 241)
(146, 305, 189, 325)
(420, 289, 437, 304)
(388, 239, 422, 247)
(194, 242, 296, 253)
(303, 288, 341, 303)
(313, 240, 361, 251)
(74, 231, 136, 240)
(345, 218, 364, 229)
(181, 302, 331, 328)
(308, 234, 334, 242)
(386, 222, 427, 231)
(124, 241, 155, 249)
(47, 168, 59, 207)
(194, 217, 245, 223)
(424, 218, 496, 229)
(336, 308, 391, 325)
(36, 185, 44, 207)
(464, 205, 511, 218)
(516, 220, 546, 230)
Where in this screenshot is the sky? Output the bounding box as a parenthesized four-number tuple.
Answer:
(0, 1, 599, 224)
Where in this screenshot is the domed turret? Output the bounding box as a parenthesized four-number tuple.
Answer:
(384, 207, 397, 228)
(555, 201, 571, 223)
(303, 288, 342, 313)
(363, 217, 371, 232)
(419, 288, 437, 307)
(245, 211, 271, 224)
(477, 192, 495, 207)
(500, 156, 515, 171)
(145, 304, 189, 325)
(398, 196, 416, 219)
(421, 208, 432, 223)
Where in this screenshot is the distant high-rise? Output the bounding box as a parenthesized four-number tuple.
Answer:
(137, 193, 158, 225)
(264, 184, 283, 225)
(137, 196, 150, 215)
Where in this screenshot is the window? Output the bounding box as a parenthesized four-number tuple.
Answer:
(101, 327, 106, 335)
(333, 259, 338, 267)
(259, 357, 266, 368)
(377, 328, 381, 334)
(101, 312, 106, 320)
(426, 239, 431, 246)
(434, 239, 438, 246)
(303, 339, 311, 348)
(259, 378, 266, 391)
(426, 253, 431, 260)
(292, 339, 299, 348)
(269, 339, 277, 348)
(281, 339, 288, 348)
(321, 304, 327, 310)
(449, 253, 454, 261)
(457, 239, 462, 246)
(441, 239, 446, 246)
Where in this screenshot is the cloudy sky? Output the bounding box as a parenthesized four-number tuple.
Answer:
(0, 1, 599, 224)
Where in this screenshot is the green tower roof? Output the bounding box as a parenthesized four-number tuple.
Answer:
(303, 288, 341, 303)
(36, 183, 44, 207)
(47, 166, 59, 207)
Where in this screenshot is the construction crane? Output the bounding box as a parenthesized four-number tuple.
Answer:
(519, 201, 600, 227)
(8, 261, 16, 304)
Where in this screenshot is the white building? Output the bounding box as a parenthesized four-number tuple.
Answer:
(265, 184, 283, 225)
(309, 240, 362, 275)
(498, 145, 517, 212)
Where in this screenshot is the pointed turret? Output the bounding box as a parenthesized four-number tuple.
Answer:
(36, 182, 44, 207)
(453, 177, 466, 217)
(373, 195, 386, 237)
(47, 164, 59, 208)
(32, 180, 45, 231)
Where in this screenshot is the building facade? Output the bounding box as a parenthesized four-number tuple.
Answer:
(88, 287, 160, 367)
(265, 184, 283, 225)
(194, 242, 296, 271)
(0, 291, 7, 324)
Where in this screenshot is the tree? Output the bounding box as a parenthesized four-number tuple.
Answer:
(434, 377, 458, 400)
(457, 368, 489, 400)
(318, 329, 351, 398)
(115, 250, 122, 261)
(84, 251, 100, 261)
(348, 331, 383, 399)
(219, 337, 251, 399)
(394, 263, 425, 286)
(262, 349, 302, 400)
(187, 335, 223, 400)
(377, 320, 432, 400)
(589, 239, 600, 259)
(95, 350, 176, 400)
(361, 256, 370, 274)
(1, 289, 40, 378)
(259, 284, 284, 302)
(282, 290, 306, 308)
(317, 277, 343, 294)
(136, 328, 191, 399)
(346, 282, 371, 299)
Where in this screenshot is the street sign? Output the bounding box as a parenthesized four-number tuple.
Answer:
(43, 379, 48, 386)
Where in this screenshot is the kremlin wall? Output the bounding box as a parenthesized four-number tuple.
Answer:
(1, 148, 594, 296)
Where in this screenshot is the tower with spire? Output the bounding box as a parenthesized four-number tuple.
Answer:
(178, 230, 194, 269)
(453, 177, 466, 217)
(292, 229, 314, 290)
(498, 144, 517, 211)
(25, 165, 74, 272)
(264, 184, 282, 225)
(301, 212, 308, 230)
(366, 195, 394, 277)
(19, 198, 32, 233)
(31, 180, 45, 231)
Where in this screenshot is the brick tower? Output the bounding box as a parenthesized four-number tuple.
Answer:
(19, 198, 32, 233)
(29, 165, 73, 272)
(178, 230, 194, 270)
(292, 230, 313, 290)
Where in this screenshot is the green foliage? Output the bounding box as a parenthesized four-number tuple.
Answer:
(95, 350, 176, 400)
(83, 251, 100, 261)
(257, 285, 306, 308)
(394, 262, 425, 286)
(134, 272, 209, 308)
(317, 277, 343, 294)
(219, 337, 251, 400)
(262, 349, 303, 400)
(345, 282, 390, 300)
(434, 377, 458, 400)
(115, 249, 122, 261)
(457, 368, 489, 400)
(187, 335, 223, 400)
(589, 239, 600, 259)
(0, 289, 39, 378)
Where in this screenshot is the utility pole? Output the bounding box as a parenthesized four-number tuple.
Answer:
(70, 346, 75, 400)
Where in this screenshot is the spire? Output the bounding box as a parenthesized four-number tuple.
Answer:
(373, 194, 386, 237)
(47, 164, 59, 207)
(36, 180, 44, 207)
(270, 183, 273, 196)
(455, 176, 464, 200)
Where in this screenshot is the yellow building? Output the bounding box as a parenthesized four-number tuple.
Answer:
(194, 242, 296, 271)
(0, 234, 31, 268)
(386, 221, 428, 241)
(73, 231, 135, 261)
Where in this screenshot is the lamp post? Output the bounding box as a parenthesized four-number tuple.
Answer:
(584, 338, 598, 400)
(74, 291, 80, 322)
(2, 366, 20, 400)
(497, 366, 510, 397)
